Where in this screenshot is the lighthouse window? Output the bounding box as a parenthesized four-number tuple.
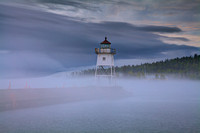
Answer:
(103, 57, 106, 61)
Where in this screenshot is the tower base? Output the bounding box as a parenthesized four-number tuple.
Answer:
(95, 65, 115, 78)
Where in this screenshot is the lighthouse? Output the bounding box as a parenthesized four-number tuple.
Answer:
(95, 37, 116, 79)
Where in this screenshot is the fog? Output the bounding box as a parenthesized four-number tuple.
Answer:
(0, 74, 200, 133)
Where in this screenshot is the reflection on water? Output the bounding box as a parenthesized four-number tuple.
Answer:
(1, 79, 200, 133)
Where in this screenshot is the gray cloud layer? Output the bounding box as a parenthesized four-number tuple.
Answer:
(0, 3, 199, 78)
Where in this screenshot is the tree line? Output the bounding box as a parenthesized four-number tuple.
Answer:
(76, 54, 200, 79)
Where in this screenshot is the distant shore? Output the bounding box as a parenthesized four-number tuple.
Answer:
(79, 54, 200, 80)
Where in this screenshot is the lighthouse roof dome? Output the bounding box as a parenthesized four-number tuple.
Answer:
(100, 37, 111, 44)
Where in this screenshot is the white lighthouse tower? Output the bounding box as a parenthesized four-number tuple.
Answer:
(95, 37, 116, 79)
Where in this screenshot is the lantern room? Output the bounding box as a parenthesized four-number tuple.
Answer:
(95, 37, 116, 54)
(100, 37, 111, 49)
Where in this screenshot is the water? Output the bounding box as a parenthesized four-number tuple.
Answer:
(0, 79, 200, 133)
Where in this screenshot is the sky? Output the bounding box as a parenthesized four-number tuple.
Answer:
(0, 0, 200, 78)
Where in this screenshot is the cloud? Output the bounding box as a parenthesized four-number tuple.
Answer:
(99, 22, 182, 33)
(37, 0, 100, 11)
(157, 33, 200, 47)
(0, 3, 199, 78)
(158, 35, 190, 44)
(0, 52, 65, 78)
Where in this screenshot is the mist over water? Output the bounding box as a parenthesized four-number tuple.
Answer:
(0, 75, 200, 133)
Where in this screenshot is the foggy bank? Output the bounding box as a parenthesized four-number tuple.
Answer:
(0, 86, 130, 112)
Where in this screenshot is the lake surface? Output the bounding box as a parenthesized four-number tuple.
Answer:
(1, 79, 200, 133)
